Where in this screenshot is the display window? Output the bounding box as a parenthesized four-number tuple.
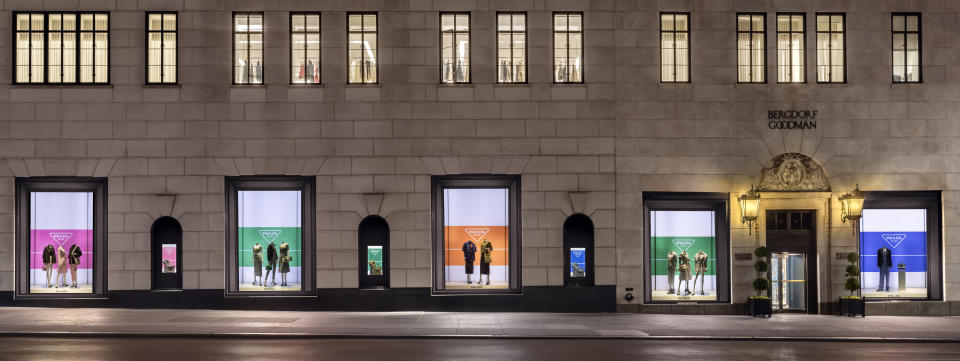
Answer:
(367, 246, 383, 275)
(570, 248, 586, 278)
(225, 176, 315, 296)
(858, 191, 942, 300)
(161, 244, 177, 273)
(432, 176, 520, 293)
(643, 193, 729, 304)
(16, 178, 106, 298)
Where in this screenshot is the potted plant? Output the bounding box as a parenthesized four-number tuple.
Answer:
(839, 252, 865, 317)
(748, 246, 772, 317)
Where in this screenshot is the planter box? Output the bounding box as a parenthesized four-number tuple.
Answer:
(839, 297, 865, 317)
(747, 297, 772, 318)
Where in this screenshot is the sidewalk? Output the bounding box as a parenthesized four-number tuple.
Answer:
(0, 307, 958, 342)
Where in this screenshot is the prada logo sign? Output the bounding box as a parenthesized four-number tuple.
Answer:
(768, 110, 817, 130)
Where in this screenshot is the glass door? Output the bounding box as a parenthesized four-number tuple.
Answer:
(771, 252, 807, 312)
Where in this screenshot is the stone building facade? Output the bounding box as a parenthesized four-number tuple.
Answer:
(0, 0, 956, 315)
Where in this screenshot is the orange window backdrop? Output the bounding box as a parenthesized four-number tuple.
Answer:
(444, 226, 509, 266)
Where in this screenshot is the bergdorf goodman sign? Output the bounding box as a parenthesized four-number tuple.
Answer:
(768, 110, 817, 129)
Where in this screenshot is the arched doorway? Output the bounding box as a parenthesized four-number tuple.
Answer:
(151, 216, 182, 290)
(358, 215, 389, 289)
(563, 213, 594, 286)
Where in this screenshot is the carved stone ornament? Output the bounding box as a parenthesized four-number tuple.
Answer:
(757, 153, 830, 192)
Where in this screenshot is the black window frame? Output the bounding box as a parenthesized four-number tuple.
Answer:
(145, 11, 178, 85)
(232, 12, 264, 85)
(563, 213, 595, 287)
(642, 192, 731, 304)
(496, 11, 528, 84)
(358, 215, 390, 289)
(439, 12, 471, 84)
(859, 191, 942, 301)
(660, 12, 691, 83)
(12, 11, 111, 85)
(431, 175, 522, 294)
(224, 176, 317, 297)
(736, 12, 767, 84)
(892, 12, 922, 84)
(15, 177, 108, 299)
(815, 12, 847, 84)
(552, 11, 585, 84)
(776, 12, 807, 84)
(347, 12, 378, 84)
(289, 11, 322, 86)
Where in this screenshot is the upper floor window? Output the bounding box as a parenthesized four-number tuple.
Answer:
(497, 12, 526, 83)
(553, 12, 583, 83)
(147, 12, 177, 84)
(441, 13, 470, 84)
(777, 13, 805, 83)
(660, 12, 690, 83)
(348, 13, 378, 84)
(737, 13, 765, 83)
(233, 13, 263, 84)
(15, 12, 109, 84)
(893, 13, 921, 83)
(291, 13, 321, 84)
(816, 13, 845, 83)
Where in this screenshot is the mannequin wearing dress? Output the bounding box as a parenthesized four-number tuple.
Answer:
(693, 250, 708, 296)
(252, 243, 263, 286)
(666, 250, 678, 294)
(56, 246, 68, 288)
(278, 242, 290, 287)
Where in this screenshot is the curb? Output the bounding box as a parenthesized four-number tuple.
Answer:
(0, 331, 957, 343)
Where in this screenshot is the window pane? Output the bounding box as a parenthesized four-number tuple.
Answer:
(149, 13, 162, 31)
(163, 32, 177, 82)
(30, 192, 94, 293)
(442, 188, 510, 290)
(859, 209, 928, 299)
(906, 15, 919, 31)
(650, 211, 717, 301)
(164, 13, 176, 31)
(237, 190, 303, 292)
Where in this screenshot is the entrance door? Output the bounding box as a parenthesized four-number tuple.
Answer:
(771, 252, 807, 312)
(765, 210, 817, 313)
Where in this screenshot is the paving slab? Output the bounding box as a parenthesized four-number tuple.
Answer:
(0, 308, 957, 341)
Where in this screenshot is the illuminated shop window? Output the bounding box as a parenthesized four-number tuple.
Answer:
(291, 13, 321, 84)
(554, 12, 583, 83)
(644, 193, 729, 304)
(858, 191, 942, 300)
(816, 13, 845, 83)
(777, 13, 805, 83)
(348, 13, 378, 84)
(17, 178, 106, 298)
(432, 176, 520, 293)
(441, 12, 470, 83)
(660, 12, 689, 83)
(234, 13, 264, 85)
(147, 12, 177, 84)
(226, 177, 315, 296)
(737, 13, 765, 83)
(14, 12, 109, 84)
(497, 12, 526, 83)
(892, 13, 921, 83)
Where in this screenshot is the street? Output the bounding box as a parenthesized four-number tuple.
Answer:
(4, 337, 959, 361)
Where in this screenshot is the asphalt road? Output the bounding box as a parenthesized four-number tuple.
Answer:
(5, 337, 960, 361)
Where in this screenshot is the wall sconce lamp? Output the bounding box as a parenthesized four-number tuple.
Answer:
(839, 184, 865, 235)
(738, 185, 761, 237)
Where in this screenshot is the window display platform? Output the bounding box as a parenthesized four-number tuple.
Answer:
(30, 285, 93, 294)
(862, 288, 927, 299)
(239, 283, 301, 292)
(443, 281, 509, 290)
(651, 290, 715, 301)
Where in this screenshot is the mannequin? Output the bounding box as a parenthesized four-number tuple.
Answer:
(252, 243, 263, 286)
(694, 250, 708, 296)
(55, 246, 68, 288)
(265, 242, 278, 287)
(678, 250, 692, 296)
(42, 244, 56, 288)
(666, 250, 678, 294)
(461, 240, 476, 284)
(877, 246, 893, 292)
(278, 242, 290, 287)
(68, 244, 82, 288)
(479, 238, 493, 286)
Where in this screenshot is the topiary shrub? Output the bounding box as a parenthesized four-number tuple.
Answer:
(844, 252, 861, 298)
(752, 246, 770, 297)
